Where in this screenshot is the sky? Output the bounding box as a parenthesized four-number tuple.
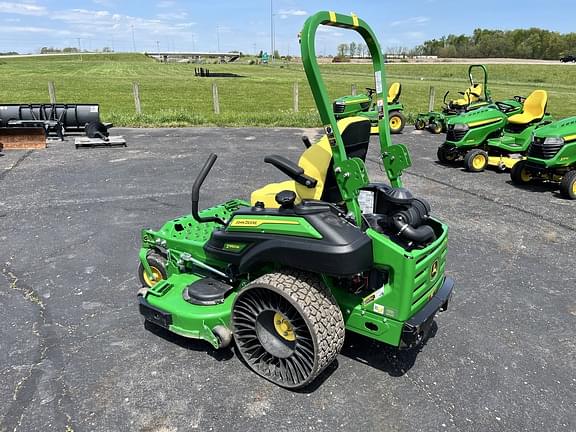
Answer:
(0, 0, 575, 54)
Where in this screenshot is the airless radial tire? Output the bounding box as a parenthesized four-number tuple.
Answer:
(232, 269, 345, 389)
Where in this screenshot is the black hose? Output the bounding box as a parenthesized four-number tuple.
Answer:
(392, 215, 436, 245)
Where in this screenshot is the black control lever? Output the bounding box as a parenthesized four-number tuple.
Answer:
(192, 153, 226, 225)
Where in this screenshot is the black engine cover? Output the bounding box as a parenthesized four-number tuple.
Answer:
(204, 204, 373, 276)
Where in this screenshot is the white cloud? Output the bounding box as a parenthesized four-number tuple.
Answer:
(157, 0, 176, 8)
(0, 1, 46, 16)
(278, 9, 307, 19)
(0, 25, 72, 35)
(390, 16, 429, 27)
(156, 12, 188, 20)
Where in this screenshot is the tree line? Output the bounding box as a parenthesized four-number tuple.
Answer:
(417, 28, 576, 59)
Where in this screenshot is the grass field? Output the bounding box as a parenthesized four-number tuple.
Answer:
(1, 53, 576, 127)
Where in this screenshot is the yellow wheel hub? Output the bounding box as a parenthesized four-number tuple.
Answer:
(472, 154, 486, 170)
(143, 266, 163, 287)
(520, 169, 531, 183)
(273, 312, 295, 341)
(572, 181, 576, 195)
(389, 116, 401, 130)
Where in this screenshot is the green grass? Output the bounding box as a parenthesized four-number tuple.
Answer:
(1, 53, 575, 127)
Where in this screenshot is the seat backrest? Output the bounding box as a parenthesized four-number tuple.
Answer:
(523, 90, 547, 119)
(469, 83, 483, 100)
(318, 117, 371, 202)
(387, 82, 401, 104)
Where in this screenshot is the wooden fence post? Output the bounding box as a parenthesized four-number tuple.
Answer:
(132, 82, 142, 114)
(212, 82, 220, 114)
(351, 84, 357, 96)
(293, 82, 299, 112)
(428, 86, 435, 112)
(48, 81, 56, 104)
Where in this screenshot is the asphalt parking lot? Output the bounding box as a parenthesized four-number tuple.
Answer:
(1, 127, 574, 432)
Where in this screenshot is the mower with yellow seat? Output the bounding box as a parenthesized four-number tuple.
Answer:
(415, 64, 492, 134)
(510, 116, 576, 199)
(437, 89, 552, 172)
(333, 81, 406, 134)
(136, 11, 454, 389)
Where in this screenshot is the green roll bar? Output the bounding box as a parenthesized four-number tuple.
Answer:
(468, 64, 491, 102)
(300, 11, 411, 224)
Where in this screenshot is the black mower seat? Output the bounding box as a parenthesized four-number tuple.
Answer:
(250, 116, 371, 208)
(183, 278, 233, 306)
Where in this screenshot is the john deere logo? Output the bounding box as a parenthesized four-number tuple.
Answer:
(430, 260, 439, 279)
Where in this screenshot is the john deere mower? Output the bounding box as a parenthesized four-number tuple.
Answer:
(511, 116, 576, 199)
(437, 90, 551, 171)
(136, 11, 454, 389)
(415, 64, 492, 134)
(333, 82, 406, 134)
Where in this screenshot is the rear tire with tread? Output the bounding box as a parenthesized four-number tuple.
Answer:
(232, 269, 345, 389)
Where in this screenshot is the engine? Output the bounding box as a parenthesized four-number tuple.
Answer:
(362, 184, 436, 249)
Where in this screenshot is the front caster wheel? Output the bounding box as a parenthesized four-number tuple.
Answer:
(138, 251, 167, 288)
(414, 118, 426, 130)
(429, 121, 443, 134)
(389, 111, 406, 134)
(464, 149, 488, 172)
(510, 160, 533, 185)
(437, 145, 458, 164)
(232, 270, 345, 389)
(560, 170, 576, 199)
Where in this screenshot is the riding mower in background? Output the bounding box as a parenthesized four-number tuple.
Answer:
(436, 90, 550, 171)
(511, 116, 576, 199)
(415, 64, 492, 134)
(333, 82, 406, 134)
(136, 11, 454, 389)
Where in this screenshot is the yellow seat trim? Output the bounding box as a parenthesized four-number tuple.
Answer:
(250, 116, 366, 209)
(508, 90, 548, 125)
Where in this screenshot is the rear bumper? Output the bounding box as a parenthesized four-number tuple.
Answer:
(399, 276, 454, 349)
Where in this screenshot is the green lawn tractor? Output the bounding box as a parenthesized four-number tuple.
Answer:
(136, 11, 454, 389)
(415, 64, 492, 134)
(511, 116, 576, 199)
(437, 90, 551, 172)
(333, 81, 406, 134)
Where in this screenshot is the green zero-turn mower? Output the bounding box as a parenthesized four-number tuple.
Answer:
(136, 11, 454, 389)
(510, 116, 576, 199)
(415, 64, 492, 134)
(436, 90, 552, 171)
(333, 82, 406, 134)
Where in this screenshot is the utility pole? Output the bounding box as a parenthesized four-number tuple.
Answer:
(156, 40, 160, 52)
(77, 38, 83, 62)
(131, 25, 136, 52)
(216, 26, 221, 52)
(192, 33, 196, 51)
(270, 0, 275, 62)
